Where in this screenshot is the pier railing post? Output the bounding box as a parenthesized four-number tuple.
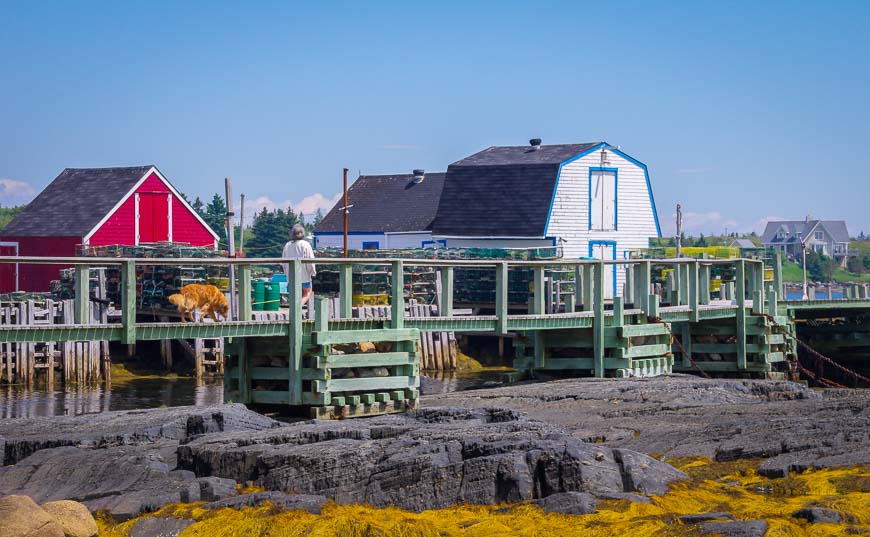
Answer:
(767, 287, 778, 318)
(593, 261, 605, 377)
(772, 252, 783, 301)
(237, 264, 252, 321)
(582, 264, 594, 312)
(288, 259, 303, 405)
(440, 266, 454, 318)
(339, 264, 353, 319)
(74, 265, 90, 324)
(120, 260, 136, 345)
(573, 265, 582, 310)
(391, 260, 404, 329)
(754, 261, 765, 313)
(639, 261, 651, 314)
(624, 265, 635, 307)
(699, 263, 711, 306)
(532, 266, 546, 315)
(679, 263, 689, 307)
(315, 296, 330, 332)
(495, 262, 508, 334)
(736, 260, 747, 370)
(689, 261, 700, 322)
(648, 294, 659, 319)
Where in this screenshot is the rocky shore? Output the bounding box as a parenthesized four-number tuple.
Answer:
(0, 375, 868, 536)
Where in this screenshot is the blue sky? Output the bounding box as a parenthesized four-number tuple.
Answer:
(1, 1, 868, 236)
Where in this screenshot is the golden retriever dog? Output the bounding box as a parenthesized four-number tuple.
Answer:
(168, 284, 229, 323)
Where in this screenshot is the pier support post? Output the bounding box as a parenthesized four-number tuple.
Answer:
(288, 259, 303, 405)
(639, 261, 651, 314)
(237, 265, 252, 322)
(624, 266, 635, 307)
(74, 265, 90, 324)
(593, 261, 605, 378)
(767, 287, 778, 318)
(495, 263, 508, 334)
(648, 294, 660, 319)
(582, 264, 594, 312)
(773, 252, 783, 300)
(121, 260, 136, 345)
(439, 266, 454, 318)
(754, 261, 765, 312)
(339, 264, 353, 319)
(679, 263, 689, 307)
(573, 265, 582, 310)
(391, 260, 404, 329)
(699, 264, 711, 306)
(736, 260, 747, 370)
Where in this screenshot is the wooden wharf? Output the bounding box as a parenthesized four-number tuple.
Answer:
(1, 255, 869, 418)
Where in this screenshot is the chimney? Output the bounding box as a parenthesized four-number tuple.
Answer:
(529, 138, 542, 151)
(412, 169, 425, 184)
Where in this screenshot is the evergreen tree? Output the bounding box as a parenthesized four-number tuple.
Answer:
(313, 208, 324, 228)
(246, 207, 300, 257)
(202, 194, 228, 245)
(697, 233, 708, 247)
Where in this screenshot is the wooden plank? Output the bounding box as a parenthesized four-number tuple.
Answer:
(328, 375, 416, 392)
(532, 266, 545, 315)
(73, 266, 90, 325)
(339, 264, 353, 319)
(593, 262, 605, 377)
(495, 262, 508, 334)
(120, 261, 136, 345)
(237, 265, 252, 321)
(615, 343, 671, 359)
(391, 260, 404, 329)
(736, 260, 747, 370)
(439, 267, 454, 318)
(618, 324, 669, 338)
(312, 328, 419, 345)
(287, 259, 304, 405)
(326, 352, 414, 367)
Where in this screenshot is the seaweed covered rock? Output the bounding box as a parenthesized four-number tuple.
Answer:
(178, 407, 685, 511)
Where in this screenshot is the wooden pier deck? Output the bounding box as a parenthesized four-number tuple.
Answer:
(2, 255, 869, 417)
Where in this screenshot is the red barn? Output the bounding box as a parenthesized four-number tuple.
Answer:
(0, 165, 219, 292)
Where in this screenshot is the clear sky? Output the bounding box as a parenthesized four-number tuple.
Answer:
(1, 1, 868, 236)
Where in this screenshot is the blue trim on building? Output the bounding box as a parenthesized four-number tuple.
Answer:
(588, 240, 618, 296)
(607, 146, 662, 238)
(588, 167, 618, 231)
(545, 236, 557, 246)
(362, 241, 380, 250)
(544, 142, 606, 236)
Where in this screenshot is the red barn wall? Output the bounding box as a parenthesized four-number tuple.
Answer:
(0, 236, 80, 292)
(89, 171, 215, 247)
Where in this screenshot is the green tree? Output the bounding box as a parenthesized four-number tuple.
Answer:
(245, 207, 299, 257)
(202, 194, 228, 245)
(0, 205, 26, 232)
(313, 208, 324, 228)
(697, 233, 708, 247)
(805, 250, 836, 281)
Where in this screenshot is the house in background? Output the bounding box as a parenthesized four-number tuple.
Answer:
(729, 238, 759, 249)
(760, 218, 851, 266)
(0, 165, 219, 292)
(314, 170, 446, 250)
(432, 139, 661, 297)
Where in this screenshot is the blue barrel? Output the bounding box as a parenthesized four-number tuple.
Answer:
(252, 280, 265, 311)
(264, 282, 281, 311)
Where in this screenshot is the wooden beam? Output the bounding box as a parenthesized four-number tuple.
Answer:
(339, 264, 353, 319)
(440, 266, 454, 317)
(391, 260, 404, 329)
(73, 265, 90, 325)
(120, 260, 136, 345)
(593, 261, 605, 377)
(495, 262, 508, 334)
(237, 264, 252, 321)
(287, 259, 303, 405)
(532, 265, 546, 315)
(582, 264, 594, 312)
(689, 261, 700, 322)
(736, 260, 747, 370)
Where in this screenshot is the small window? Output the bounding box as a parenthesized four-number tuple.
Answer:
(814, 231, 823, 240)
(362, 241, 379, 250)
(777, 229, 786, 239)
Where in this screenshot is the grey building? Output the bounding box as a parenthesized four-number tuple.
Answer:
(761, 218, 851, 266)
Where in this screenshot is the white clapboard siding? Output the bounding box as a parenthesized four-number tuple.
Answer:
(546, 148, 659, 296)
(315, 232, 433, 250)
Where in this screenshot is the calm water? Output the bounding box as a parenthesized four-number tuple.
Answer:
(0, 371, 503, 419)
(785, 291, 844, 300)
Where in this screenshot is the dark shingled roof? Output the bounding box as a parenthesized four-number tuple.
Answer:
(2, 166, 155, 237)
(315, 172, 447, 233)
(761, 220, 851, 245)
(432, 143, 602, 237)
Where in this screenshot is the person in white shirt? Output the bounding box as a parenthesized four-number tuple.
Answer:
(283, 224, 316, 307)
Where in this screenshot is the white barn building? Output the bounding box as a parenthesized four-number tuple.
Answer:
(431, 140, 661, 296)
(314, 170, 446, 250)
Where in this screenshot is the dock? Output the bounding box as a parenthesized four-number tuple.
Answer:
(1, 255, 869, 418)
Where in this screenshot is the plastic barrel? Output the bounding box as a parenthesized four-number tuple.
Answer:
(252, 280, 265, 311)
(264, 282, 281, 311)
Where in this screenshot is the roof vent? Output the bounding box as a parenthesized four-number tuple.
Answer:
(529, 138, 542, 151)
(412, 169, 425, 184)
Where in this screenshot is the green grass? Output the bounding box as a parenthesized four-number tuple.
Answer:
(782, 260, 870, 283)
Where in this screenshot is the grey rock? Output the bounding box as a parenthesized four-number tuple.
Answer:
(680, 512, 736, 523)
(593, 492, 652, 504)
(129, 517, 194, 537)
(425, 376, 870, 473)
(203, 491, 328, 514)
(793, 507, 842, 524)
(0, 404, 281, 466)
(700, 520, 768, 537)
(0, 443, 200, 521)
(197, 476, 238, 501)
(178, 407, 684, 512)
(532, 492, 598, 515)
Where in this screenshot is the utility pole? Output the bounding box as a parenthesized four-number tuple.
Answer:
(225, 177, 237, 320)
(675, 204, 683, 258)
(801, 237, 808, 300)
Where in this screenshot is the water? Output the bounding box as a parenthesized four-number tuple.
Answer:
(0, 371, 503, 419)
(0, 378, 224, 419)
(785, 291, 844, 300)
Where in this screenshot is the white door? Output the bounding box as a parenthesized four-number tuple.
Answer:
(590, 170, 616, 231)
(591, 242, 616, 299)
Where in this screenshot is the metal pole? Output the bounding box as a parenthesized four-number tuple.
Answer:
(675, 203, 682, 258)
(343, 168, 349, 257)
(225, 177, 237, 320)
(238, 193, 245, 256)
